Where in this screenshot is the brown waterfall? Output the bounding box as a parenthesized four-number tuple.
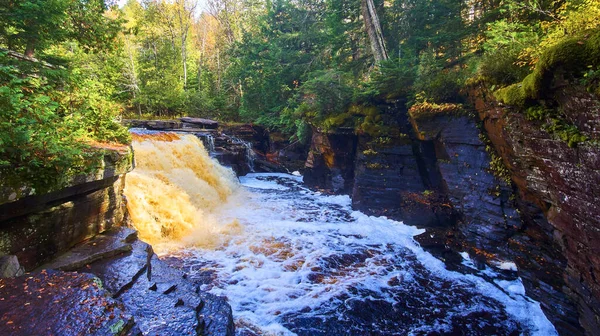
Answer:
(124, 133, 242, 253)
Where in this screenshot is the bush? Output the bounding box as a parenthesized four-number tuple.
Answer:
(413, 49, 464, 104)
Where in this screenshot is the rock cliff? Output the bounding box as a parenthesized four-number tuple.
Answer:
(302, 87, 600, 334)
(0, 144, 133, 270)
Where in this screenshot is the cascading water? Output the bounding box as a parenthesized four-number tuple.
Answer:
(231, 136, 256, 172)
(124, 132, 242, 252)
(125, 134, 557, 335)
(206, 133, 216, 153)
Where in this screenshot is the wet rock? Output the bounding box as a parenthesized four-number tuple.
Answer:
(0, 255, 24, 278)
(0, 270, 135, 336)
(411, 114, 522, 256)
(40, 231, 133, 272)
(180, 117, 219, 129)
(220, 123, 270, 154)
(470, 84, 600, 335)
(146, 120, 183, 130)
(27, 226, 236, 335)
(71, 227, 234, 336)
(304, 128, 357, 194)
(0, 147, 132, 270)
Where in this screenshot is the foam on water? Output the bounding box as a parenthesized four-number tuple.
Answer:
(166, 173, 557, 335)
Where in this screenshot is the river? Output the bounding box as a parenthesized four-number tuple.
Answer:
(125, 133, 556, 335)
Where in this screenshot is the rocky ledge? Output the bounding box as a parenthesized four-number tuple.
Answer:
(0, 226, 234, 336)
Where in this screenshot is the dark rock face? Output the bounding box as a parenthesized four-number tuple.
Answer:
(220, 123, 270, 154)
(302, 99, 590, 333)
(472, 86, 600, 335)
(411, 114, 521, 256)
(351, 135, 454, 227)
(304, 129, 357, 194)
(0, 147, 132, 270)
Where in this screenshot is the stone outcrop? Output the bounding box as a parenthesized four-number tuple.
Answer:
(304, 128, 357, 194)
(180, 117, 219, 129)
(471, 85, 600, 335)
(1, 227, 234, 336)
(410, 114, 521, 257)
(0, 270, 136, 336)
(0, 145, 133, 270)
(301, 95, 595, 334)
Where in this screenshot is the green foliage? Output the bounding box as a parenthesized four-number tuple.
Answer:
(413, 49, 464, 104)
(0, 0, 121, 57)
(0, 2, 130, 193)
(581, 65, 600, 95)
(365, 59, 415, 100)
(495, 29, 600, 106)
(0, 56, 93, 192)
(477, 20, 538, 85)
(524, 105, 588, 147)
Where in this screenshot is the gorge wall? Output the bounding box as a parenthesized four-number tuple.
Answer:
(302, 86, 600, 335)
(0, 145, 133, 270)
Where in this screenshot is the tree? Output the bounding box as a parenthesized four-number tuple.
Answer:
(361, 0, 388, 62)
(0, 0, 121, 58)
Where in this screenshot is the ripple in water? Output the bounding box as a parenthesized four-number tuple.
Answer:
(164, 173, 556, 336)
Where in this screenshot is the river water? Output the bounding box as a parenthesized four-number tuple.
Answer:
(125, 133, 557, 335)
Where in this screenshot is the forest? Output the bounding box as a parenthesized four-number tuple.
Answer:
(1, 0, 599, 190)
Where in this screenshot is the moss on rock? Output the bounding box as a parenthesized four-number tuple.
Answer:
(495, 29, 600, 106)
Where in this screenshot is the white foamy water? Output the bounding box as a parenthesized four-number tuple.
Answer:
(167, 173, 557, 336)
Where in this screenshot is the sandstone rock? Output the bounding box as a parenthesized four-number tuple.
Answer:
(36, 227, 235, 336)
(304, 129, 357, 194)
(146, 120, 182, 130)
(470, 84, 600, 335)
(0, 147, 132, 270)
(0, 270, 135, 336)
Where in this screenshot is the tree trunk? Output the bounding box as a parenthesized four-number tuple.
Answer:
(361, 0, 388, 62)
(182, 39, 188, 89)
(24, 39, 36, 58)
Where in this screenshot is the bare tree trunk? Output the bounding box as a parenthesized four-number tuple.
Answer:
(175, 0, 198, 90)
(361, 0, 388, 62)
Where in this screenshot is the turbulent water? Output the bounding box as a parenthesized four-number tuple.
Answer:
(125, 132, 241, 249)
(125, 133, 557, 336)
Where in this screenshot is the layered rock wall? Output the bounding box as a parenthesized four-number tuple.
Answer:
(302, 95, 595, 334)
(0, 146, 133, 270)
(472, 85, 600, 334)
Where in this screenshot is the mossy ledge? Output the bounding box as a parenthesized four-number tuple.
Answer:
(494, 29, 600, 107)
(408, 102, 468, 121)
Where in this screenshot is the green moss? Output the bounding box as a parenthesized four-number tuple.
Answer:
(479, 133, 512, 185)
(408, 102, 468, 121)
(495, 29, 600, 106)
(366, 162, 389, 170)
(524, 105, 588, 147)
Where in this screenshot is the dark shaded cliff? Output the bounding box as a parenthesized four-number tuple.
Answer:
(301, 84, 600, 334)
(471, 84, 600, 335)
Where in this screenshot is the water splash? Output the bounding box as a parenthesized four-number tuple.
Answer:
(167, 173, 557, 336)
(124, 133, 242, 253)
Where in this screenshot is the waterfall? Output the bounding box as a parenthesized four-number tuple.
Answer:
(206, 134, 216, 153)
(124, 132, 242, 253)
(231, 136, 256, 172)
